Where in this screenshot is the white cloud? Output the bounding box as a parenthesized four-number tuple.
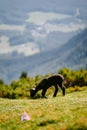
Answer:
(26, 11, 71, 25)
(26, 11, 86, 34)
(0, 36, 40, 56)
(75, 8, 80, 17)
(44, 22, 86, 33)
(17, 43, 40, 56)
(32, 30, 46, 41)
(0, 11, 86, 56)
(0, 36, 10, 54)
(0, 24, 25, 32)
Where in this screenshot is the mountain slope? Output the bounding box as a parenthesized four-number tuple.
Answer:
(0, 0, 87, 56)
(0, 29, 87, 83)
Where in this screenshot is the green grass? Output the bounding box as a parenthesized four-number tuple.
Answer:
(0, 89, 87, 130)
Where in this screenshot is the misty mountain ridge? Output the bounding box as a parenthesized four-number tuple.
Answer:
(0, 29, 87, 83)
(0, 0, 87, 83)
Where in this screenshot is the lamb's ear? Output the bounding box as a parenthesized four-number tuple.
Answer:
(32, 88, 36, 91)
(30, 88, 36, 92)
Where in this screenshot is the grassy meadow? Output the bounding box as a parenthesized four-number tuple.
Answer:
(0, 88, 87, 130)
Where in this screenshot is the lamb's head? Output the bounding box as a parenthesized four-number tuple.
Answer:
(30, 88, 36, 98)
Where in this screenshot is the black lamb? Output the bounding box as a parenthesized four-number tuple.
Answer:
(30, 74, 65, 98)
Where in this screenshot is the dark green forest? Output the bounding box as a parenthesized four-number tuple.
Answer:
(0, 68, 87, 99)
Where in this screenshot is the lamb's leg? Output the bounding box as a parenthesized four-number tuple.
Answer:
(53, 84, 59, 97)
(59, 83, 65, 96)
(41, 89, 47, 98)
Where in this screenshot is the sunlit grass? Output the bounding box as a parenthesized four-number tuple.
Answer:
(0, 89, 87, 130)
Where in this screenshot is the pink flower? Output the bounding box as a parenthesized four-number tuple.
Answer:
(21, 111, 31, 122)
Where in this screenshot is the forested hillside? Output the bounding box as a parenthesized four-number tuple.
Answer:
(58, 28, 87, 68)
(0, 68, 87, 99)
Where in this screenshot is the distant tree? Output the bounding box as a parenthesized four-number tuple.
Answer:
(58, 68, 87, 87)
(0, 79, 4, 84)
(20, 71, 28, 78)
